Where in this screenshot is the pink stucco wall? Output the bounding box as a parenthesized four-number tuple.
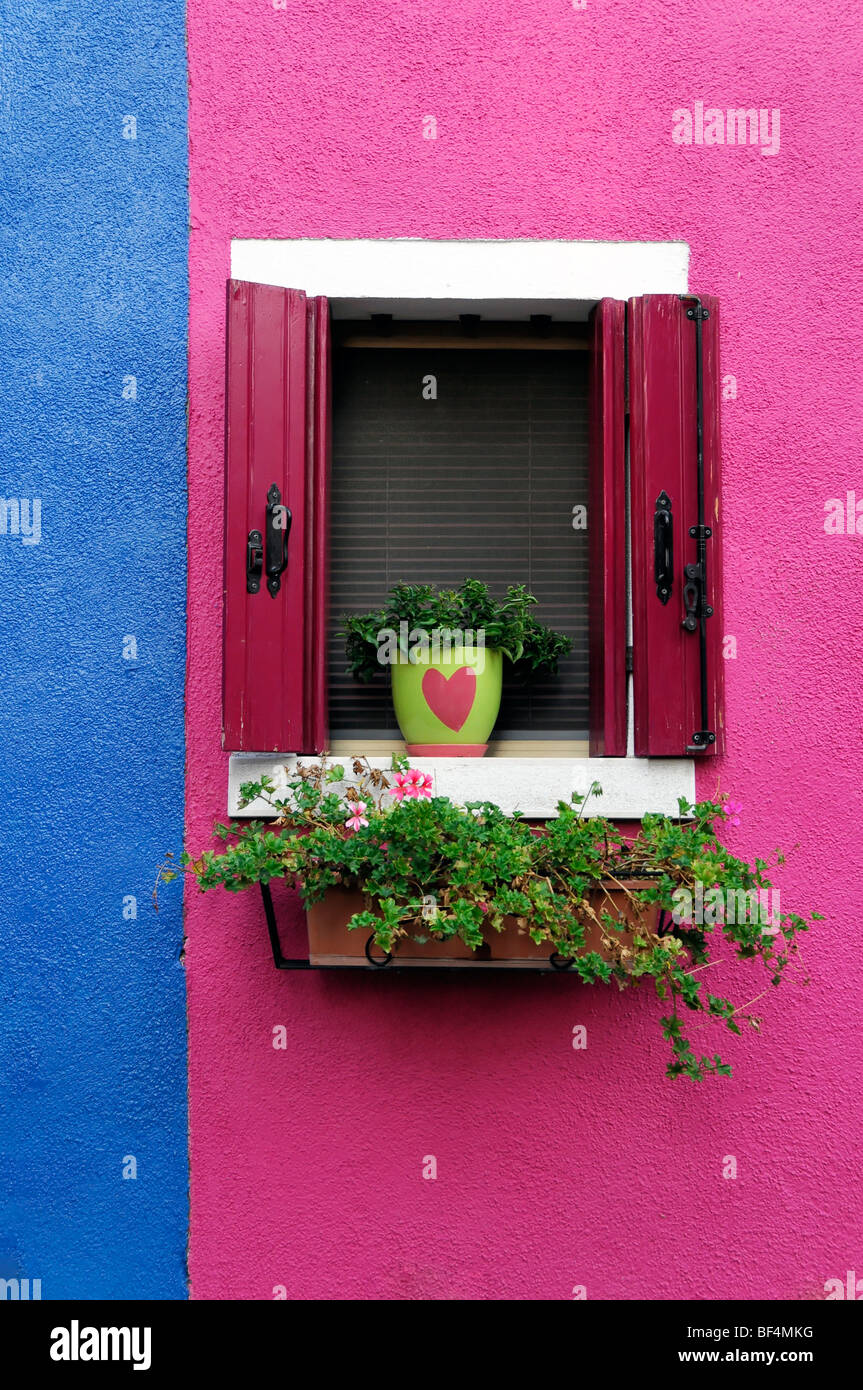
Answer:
(185, 0, 863, 1298)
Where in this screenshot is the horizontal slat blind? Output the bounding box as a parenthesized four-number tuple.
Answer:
(329, 347, 589, 740)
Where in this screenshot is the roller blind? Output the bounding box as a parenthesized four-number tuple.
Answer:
(329, 345, 589, 740)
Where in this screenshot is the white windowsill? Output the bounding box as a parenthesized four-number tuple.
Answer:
(227, 754, 695, 820)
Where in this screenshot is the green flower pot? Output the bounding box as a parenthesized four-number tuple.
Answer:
(390, 646, 503, 756)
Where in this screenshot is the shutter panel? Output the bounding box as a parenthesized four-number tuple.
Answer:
(223, 280, 330, 753)
(588, 299, 627, 756)
(629, 294, 724, 756)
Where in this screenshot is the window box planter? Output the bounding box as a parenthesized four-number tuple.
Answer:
(306, 881, 661, 969)
(176, 757, 818, 1080)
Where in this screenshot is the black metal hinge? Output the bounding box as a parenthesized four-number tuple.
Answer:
(680, 297, 716, 752)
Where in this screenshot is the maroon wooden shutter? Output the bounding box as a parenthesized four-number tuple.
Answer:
(629, 294, 724, 756)
(223, 280, 330, 753)
(588, 299, 627, 756)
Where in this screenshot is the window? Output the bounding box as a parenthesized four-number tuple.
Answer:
(222, 278, 724, 764)
(328, 322, 590, 754)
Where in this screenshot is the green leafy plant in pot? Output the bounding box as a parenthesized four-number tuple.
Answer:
(342, 578, 572, 756)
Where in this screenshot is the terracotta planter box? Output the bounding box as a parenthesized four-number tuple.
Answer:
(306, 881, 660, 969)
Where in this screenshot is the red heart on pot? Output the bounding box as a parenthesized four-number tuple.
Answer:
(421, 666, 476, 731)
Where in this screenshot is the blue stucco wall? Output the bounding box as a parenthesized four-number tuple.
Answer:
(0, 1, 188, 1297)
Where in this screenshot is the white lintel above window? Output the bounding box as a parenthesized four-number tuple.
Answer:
(231, 237, 689, 316)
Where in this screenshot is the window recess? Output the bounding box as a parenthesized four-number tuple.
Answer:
(329, 325, 590, 754)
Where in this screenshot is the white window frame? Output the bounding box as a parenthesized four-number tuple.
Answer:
(227, 238, 695, 818)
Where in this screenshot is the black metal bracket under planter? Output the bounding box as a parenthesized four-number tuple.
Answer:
(260, 882, 673, 974)
(261, 882, 312, 970)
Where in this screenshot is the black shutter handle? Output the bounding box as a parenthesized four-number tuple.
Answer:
(265, 483, 291, 598)
(246, 485, 291, 596)
(653, 490, 673, 605)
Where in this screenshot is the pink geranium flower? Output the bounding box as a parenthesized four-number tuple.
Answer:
(344, 801, 369, 833)
(411, 771, 434, 799)
(392, 769, 433, 801)
(391, 773, 411, 801)
(723, 800, 742, 827)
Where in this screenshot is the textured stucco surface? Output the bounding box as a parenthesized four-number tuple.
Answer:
(0, 2, 189, 1296)
(186, 0, 863, 1298)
